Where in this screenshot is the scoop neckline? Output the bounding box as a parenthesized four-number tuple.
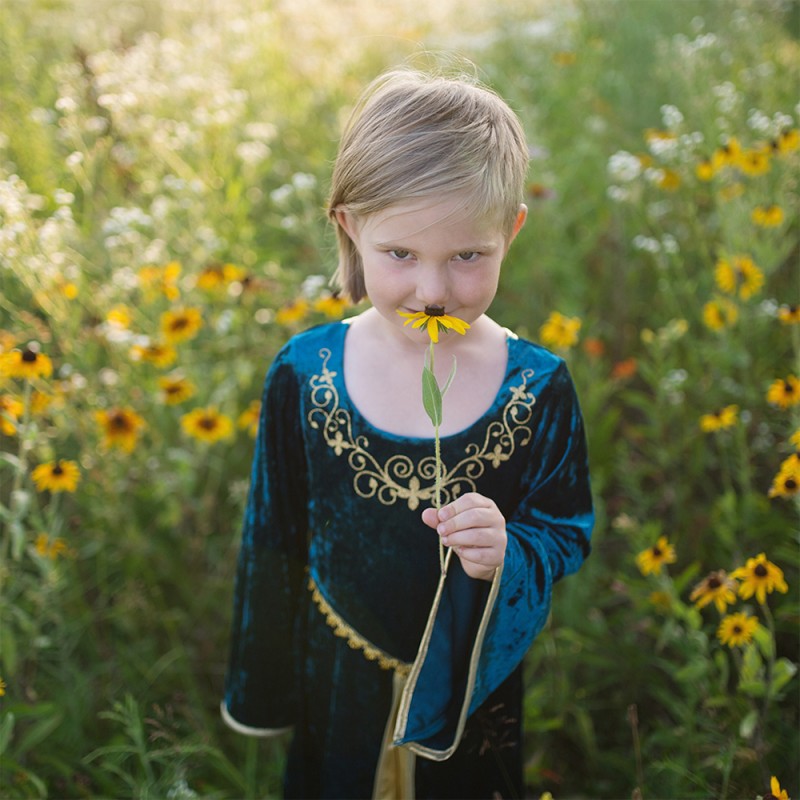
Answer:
(333, 319, 516, 444)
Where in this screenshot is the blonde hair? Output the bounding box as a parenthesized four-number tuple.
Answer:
(327, 67, 530, 303)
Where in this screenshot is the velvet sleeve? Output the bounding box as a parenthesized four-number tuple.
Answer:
(393, 359, 593, 758)
(222, 345, 309, 735)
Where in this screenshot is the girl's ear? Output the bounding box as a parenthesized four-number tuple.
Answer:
(334, 207, 360, 245)
(505, 204, 528, 251)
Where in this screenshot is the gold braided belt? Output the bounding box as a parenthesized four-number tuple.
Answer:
(307, 576, 411, 678)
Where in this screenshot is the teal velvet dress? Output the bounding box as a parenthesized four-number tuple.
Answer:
(222, 321, 593, 799)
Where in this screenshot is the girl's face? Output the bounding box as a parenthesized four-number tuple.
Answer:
(337, 194, 526, 345)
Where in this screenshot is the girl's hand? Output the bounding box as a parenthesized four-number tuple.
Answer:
(421, 492, 507, 581)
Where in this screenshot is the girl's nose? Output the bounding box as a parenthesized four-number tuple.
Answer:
(415, 266, 448, 307)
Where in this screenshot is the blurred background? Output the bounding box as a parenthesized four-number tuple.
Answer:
(1, 0, 798, 797)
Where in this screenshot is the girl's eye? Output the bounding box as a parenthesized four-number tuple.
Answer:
(455, 251, 479, 262)
(389, 249, 412, 260)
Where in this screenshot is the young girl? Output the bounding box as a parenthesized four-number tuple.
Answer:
(222, 67, 593, 800)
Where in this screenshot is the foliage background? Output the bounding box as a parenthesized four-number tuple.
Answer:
(0, 0, 798, 797)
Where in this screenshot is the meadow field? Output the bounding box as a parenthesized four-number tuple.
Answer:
(0, 0, 798, 797)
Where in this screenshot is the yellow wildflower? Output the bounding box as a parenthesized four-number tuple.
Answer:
(702, 298, 739, 331)
(0, 394, 24, 435)
(160, 307, 203, 344)
(700, 405, 739, 433)
(711, 137, 742, 170)
(397, 306, 471, 344)
(158, 375, 196, 405)
(656, 168, 681, 191)
(767, 375, 800, 408)
(1, 347, 53, 380)
(777, 304, 800, 325)
(130, 341, 177, 369)
(314, 293, 350, 319)
(635, 536, 677, 576)
(689, 570, 738, 613)
(695, 158, 716, 181)
(181, 407, 234, 443)
(139, 262, 181, 301)
(34, 533, 72, 560)
(765, 775, 790, 800)
(276, 299, 310, 325)
(95, 407, 146, 452)
(107, 305, 133, 329)
(737, 147, 771, 176)
(31, 459, 81, 493)
(773, 129, 799, 155)
(237, 400, 261, 438)
(0, 676, 5, 696)
(196, 263, 246, 291)
(538, 311, 581, 350)
(730, 553, 788, 604)
(717, 612, 759, 648)
(751, 204, 784, 227)
(714, 255, 764, 300)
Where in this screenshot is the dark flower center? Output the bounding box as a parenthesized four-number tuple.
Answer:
(199, 416, 217, 430)
(732, 625, 742, 635)
(52, 463, 64, 476)
(424, 305, 445, 317)
(171, 317, 189, 330)
(652, 547, 662, 557)
(22, 349, 38, 362)
(111, 413, 132, 431)
(708, 576, 722, 589)
(786, 478, 798, 490)
(754, 564, 768, 577)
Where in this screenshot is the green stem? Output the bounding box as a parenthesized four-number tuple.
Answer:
(429, 342, 445, 574)
(4, 379, 33, 561)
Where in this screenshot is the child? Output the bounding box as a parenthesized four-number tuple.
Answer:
(222, 67, 593, 800)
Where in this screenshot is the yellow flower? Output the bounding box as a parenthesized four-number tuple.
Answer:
(397, 306, 471, 344)
(276, 299, 310, 325)
(766, 775, 790, 800)
(730, 553, 788, 604)
(700, 404, 739, 433)
(34, 532, 72, 560)
(635, 536, 677, 576)
(60, 282, 78, 299)
(702, 298, 739, 331)
(751, 204, 784, 227)
(695, 158, 716, 181)
(717, 612, 759, 647)
(1, 347, 53, 380)
(181, 407, 234, 443)
(790, 429, 800, 449)
(196, 263, 246, 290)
(158, 375, 196, 405)
(95, 407, 146, 452)
(767, 375, 800, 408)
(0, 394, 24, 435)
(160, 307, 203, 344)
(689, 570, 738, 613)
(314, 293, 350, 319)
(769, 467, 799, 499)
(31, 459, 81, 493)
(237, 400, 261, 438)
(737, 147, 771, 176)
(778, 304, 800, 325)
(0, 676, 5, 696)
(714, 255, 764, 300)
(139, 262, 181, 301)
(538, 311, 581, 350)
(773, 129, 799, 155)
(130, 341, 177, 369)
(656, 168, 681, 191)
(107, 305, 133, 328)
(30, 390, 55, 415)
(711, 137, 742, 171)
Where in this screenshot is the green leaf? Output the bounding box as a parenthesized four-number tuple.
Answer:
(738, 708, 758, 740)
(0, 713, 14, 756)
(440, 357, 457, 397)
(422, 365, 442, 427)
(769, 658, 798, 697)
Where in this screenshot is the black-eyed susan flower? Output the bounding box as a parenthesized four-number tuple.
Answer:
(237, 400, 261, 438)
(711, 137, 742, 170)
(791, 429, 800, 449)
(769, 468, 799, 499)
(751, 204, 784, 227)
(538, 311, 581, 350)
(34, 532, 72, 560)
(737, 147, 771, 177)
(695, 158, 716, 181)
(717, 611, 759, 647)
(0, 347, 53, 380)
(689, 570, 738, 613)
(130, 341, 177, 369)
(700, 404, 739, 433)
(767, 375, 800, 408)
(0, 395, 24, 435)
(95, 407, 146, 452)
(635, 536, 677, 576)
(0, 676, 6, 696)
(702, 298, 739, 331)
(158, 375, 195, 405)
(160, 307, 203, 344)
(763, 775, 790, 800)
(139, 262, 181, 301)
(730, 553, 788, 604)
(31, 459, 80, 493)
(30, 390, 55, 415)
(778, 304, 800, 325)
(714, 255, 764, 300)
(181, 407, 234, 443)
(106, 305, 133, 329)
(397, 306, 471, 344)
(196, 263, 246, 291)
(276, 299, 310, 325)
(773, 128, 800, 155)
(314, 292, 349, 319)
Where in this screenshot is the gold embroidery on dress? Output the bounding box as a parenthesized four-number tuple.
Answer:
(307, 348, 536, 511)
(308, 576, 411, 676)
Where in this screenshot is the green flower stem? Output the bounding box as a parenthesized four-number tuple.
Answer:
(4, 379, 33, 562)
(429, 342, 445, 574)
